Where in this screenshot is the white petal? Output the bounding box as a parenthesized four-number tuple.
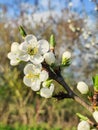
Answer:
(19, 41, 28, 52)
(38, 40, 49, 54)
(31, 80, 41, 91)
(10, 59, 20, 66)
(40, 70, 49, 81)
(33, 64, 42, 74)
(25, 35, 38, 47)
(19, 53, 30, 61)
(77, 121, 90, 130)
(23, 76, 32, 87)
(30, 54, 44, 64)
(11, 42, 19, 52)
(40, 87, 53, 98)
(44, 52, 55, 65)
(24, 64, 35, 75)
(50, 84, 54, 93)
(24, 63, 42, 75)
(93, 111, 98, 123)
(7, 52, 17, 59)
(25, 35, 37, 45)
(77, 81, 89, 94)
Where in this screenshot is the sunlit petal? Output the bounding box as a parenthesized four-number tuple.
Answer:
(40, 70, 49, 81)
(23, 76, 32, 87)
(31, 80, 41, 91)
(11, 42, 19, 52)
(19, 41, 28, 52)
(38, 40, 49, 54)
(30, 54, 44, 64)
(24, 64, 34, 75)
(10, 59, 20, 66)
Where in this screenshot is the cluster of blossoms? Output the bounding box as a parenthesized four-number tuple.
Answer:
(7, 27, 98, 129)
(8, 32, 71, 98)
(8, 34, 55, 98)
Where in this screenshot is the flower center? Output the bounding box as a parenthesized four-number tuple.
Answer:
(27, 47, 38, 55)
(26, 73, 40, 81)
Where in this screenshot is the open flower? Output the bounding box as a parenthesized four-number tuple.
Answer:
(40, 83, 54, 98)
(77, 81, 89, 94)
(77, 121, 90, 130)
(19, 35, 49, 64)
(7, 42, 21, 66)
(23, 63, 49, 91)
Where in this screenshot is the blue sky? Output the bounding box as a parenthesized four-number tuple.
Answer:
(0, 0, 97, 18)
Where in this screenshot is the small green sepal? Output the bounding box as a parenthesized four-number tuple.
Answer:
(19, 25, 27, 38)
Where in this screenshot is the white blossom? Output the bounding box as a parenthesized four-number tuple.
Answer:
(77, 81, 89, 94)
(77, 121, 90, 130)
(44, 51, 56, 65)
(19, 35, 49, 64)
(93, 111, 98, 123)
(23, 63, 49, 91)
(7, 42, 21, 66)
(40, 83, 54, 98)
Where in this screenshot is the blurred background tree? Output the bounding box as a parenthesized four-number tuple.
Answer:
(0, 0, 98, 129)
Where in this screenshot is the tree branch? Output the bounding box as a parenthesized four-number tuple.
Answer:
(42, 63, 93, 113)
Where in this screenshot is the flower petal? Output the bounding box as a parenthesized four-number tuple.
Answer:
(38, 40, 49, 54)
(19, 41, 28, 52)
(40, 70, 49, 81)
(24, 64, 35, 75)
(30, 54, 44, 64)
(23, 76, 32, 87)
(50, 84, 54, 93)
(7, 52, 17, 59)
(10, 59, 20, 66)
(40, 87, 53, 98)
(44, 52, 55, 65)
(25, 35, 37, 45)
(24, 63, 42, 75)
(19, 53, 30, 61)
(31, 80, 41, 91)
(11, 42, 19, 52)
(77, 121, 90, 130)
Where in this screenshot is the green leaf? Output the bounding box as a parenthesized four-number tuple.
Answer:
(76, 113, 88, 121)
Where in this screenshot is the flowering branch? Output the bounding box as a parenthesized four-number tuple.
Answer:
(7, 27, 98, 129)
(42, 62, 93, 113)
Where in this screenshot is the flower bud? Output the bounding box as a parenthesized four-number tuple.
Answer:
(49, 34, 56, 49)
(92, 75, 98, 92)
(93, 111, 98, 123)
(77, 121, 90, 130)
(44, 52, 55, 65)
(61, 51, 71, 66)
(77, 81, 89, 94)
